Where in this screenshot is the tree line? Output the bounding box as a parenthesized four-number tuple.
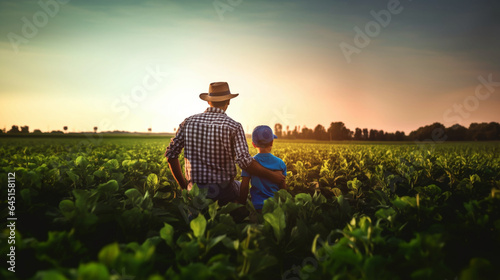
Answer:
(274, 121, 500, 141)
(2, 122, 499, 141)
(1, 125, 99, 135)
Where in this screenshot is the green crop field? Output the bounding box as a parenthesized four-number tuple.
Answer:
(1, 137, 499, 280)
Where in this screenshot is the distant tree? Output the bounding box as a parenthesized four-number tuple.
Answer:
(148, 128, 152, 132)
(63, 126, 68, 133)
(301, 126, 314, 139)
(93, 126, 98, 133)
(33, 129, 43, 134)
(445, 124, 467, 141)
(314, 124, 328, 140)
(384, 132, 394, 141)
(286, 125, 291, 138)
(347, 129, 353, 140)
(292, 126, 299, 139)
(362, 128, 368, 140)
(328, 122, 341, 140)
(354, 128, 362, 140)
(377, 130, 385, 141)
(7, 125, 20, 134)
(274, 123, 283, 138)
(21, 126, 29, 133)
(51, 130, 64, 134)
(394, 131, 406, 141)
(468, 122, 500, 141)
(409, 122, 446, 141)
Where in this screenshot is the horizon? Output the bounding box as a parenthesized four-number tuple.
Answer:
(2, 120, 499, 136)
(1, 0, 499, 134)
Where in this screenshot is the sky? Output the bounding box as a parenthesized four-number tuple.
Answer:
(1, 0, 499, 134)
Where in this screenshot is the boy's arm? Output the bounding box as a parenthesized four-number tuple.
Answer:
(238, 176, 250, 204)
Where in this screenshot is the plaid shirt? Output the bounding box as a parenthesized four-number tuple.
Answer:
(165, 107, 253, 184)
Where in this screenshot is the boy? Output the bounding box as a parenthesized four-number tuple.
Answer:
(239, 125, 287, 212)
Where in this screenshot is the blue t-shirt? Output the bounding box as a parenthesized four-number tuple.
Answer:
(241, 153, 287, 210)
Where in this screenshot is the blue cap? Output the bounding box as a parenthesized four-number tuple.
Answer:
(252, 125, 278, 147)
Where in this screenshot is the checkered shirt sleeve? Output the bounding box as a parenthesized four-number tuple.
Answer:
(164, 120, 185, 159)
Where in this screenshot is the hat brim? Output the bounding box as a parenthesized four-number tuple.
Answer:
(199, 93, 239, 102)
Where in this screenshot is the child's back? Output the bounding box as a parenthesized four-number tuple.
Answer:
(239, 125, 287, 211)
(242, 152, 286, 210)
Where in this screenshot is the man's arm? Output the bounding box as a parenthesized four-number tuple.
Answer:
(165, 120, 187, 189)
(244, 160, 285, 185)
(238, 176, 250, 204)
(168, 158, 188, 189)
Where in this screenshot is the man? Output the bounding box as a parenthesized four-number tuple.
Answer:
(165, 82, 285, 205)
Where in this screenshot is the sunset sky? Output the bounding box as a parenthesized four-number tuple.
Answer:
(1, 0, 499, 134)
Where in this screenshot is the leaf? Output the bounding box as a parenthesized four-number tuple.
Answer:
(218, 202, 243, 215)
(47, 168, 61, 181)
(104, 159, 119, 170)
(111, 172, 124, 182)
(98, 243, 120, 266)
(295, 193, 312, 205)
(160, 223, 175, 248)
(77, 262, 110, 280)
(207, 234, 227, 251)
(59, 199, 77, 219)
(97, 180, 119, 194)
(331, 188, 342, 197)
(311, 234, 321, 257)
(75, 156, 88, 167)
(347, 178, 362, 190)
(209, 201, 219, 221)
(93, 169, 106, 178)
(122, 159, 137, 167)
(125, 188, 142, 201)
(147, 173, 159, 189)
(190, 183, 200, 197)
(73, 189, 90, 211)
(222, 237, 239, 250)
(190, 214, 207, 238)
(312, 191, 327, 204)
(263, 207, 286, 243)
(66, 171, 79, 183)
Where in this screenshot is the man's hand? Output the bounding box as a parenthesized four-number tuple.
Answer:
(167, 158, 188, 189)
(244, 160, 285, 185)
(271, 170, 286, 186)
(238, 177, 250, 204)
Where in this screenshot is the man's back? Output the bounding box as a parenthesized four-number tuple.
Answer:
(165, 107, 253, 184)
